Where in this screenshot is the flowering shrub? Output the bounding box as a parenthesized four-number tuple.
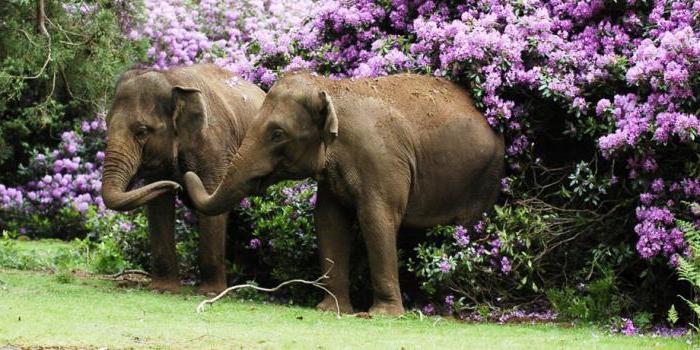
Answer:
(272, 0, 700, 267)
(234, 0, 698, 318)
(0, 118, 107, 239)
(2, 0, 699, 323)
(128, 0, 315, 86)
(236, 180, 318, 280)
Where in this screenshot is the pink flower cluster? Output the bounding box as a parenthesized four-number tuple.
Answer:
(129, 0, 315, 86)
(1, 119, 107, 215)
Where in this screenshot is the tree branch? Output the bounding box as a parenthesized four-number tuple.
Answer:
(196, 259, 341, 319)
(36, 0, 49, 37)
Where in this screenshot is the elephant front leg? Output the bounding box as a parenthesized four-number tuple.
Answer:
(357, 203, 404, 315)
(146, 192, 180, 293)
(196, 213, 228, 295)
(314, 185, 354, 314)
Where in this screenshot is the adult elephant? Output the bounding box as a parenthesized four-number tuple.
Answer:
(102, 64, 265, 294)
(184, 72, 504, 314)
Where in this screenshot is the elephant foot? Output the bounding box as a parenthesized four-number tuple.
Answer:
(316, 296, 353, 314)
(369, 300, 404, 316)
(197, 281, 227, 296)
(150, 277, 181, 294)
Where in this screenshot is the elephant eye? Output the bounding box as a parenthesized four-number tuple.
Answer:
(135, 125, 150, 139)
(270, 129, 285, 143)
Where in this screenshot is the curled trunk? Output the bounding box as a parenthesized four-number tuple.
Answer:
(101, 140, 179, 211)
(184, 171, 247, 216)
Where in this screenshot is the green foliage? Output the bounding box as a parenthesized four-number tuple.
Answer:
(668, 304, 679, 326)
(408, 200, 589, 309)
(82, 205, 200, 277)
(546, 270, 627, 323)
(2, 205, 90, 240)
(0, 233, 87, 272)
(83, 207, 149, 271)
(88, 236, 130, 274)
(675, 220, 700, 330)
(235, 180, 321, 303)
(0, 0, 146, 182)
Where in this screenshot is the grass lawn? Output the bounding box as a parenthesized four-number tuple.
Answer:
(0, 240, 695, 349)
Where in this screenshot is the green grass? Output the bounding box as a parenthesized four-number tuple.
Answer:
(0, 238, 90, 272)
(0, 240, 695, 349)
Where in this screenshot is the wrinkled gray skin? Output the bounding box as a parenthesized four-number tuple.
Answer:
(102, 64, 264, 294)
(185, 72, 504, 314)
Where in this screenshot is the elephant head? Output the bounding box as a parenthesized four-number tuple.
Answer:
(184, 74, 338, 215)
(102, 70, 213, 211)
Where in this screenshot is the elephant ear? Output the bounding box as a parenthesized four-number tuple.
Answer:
(171, 86, 208, 134)
(318, 90, 339, 147)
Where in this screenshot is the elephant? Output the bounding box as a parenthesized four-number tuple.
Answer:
(101, 63, 265, 294)
(183, 72, 504, 314)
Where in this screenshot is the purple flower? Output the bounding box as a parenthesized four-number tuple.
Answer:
(422, 304, 435, 315)
(453, 225, 469, 247)
(500, 256, 512, 274)
(239, 198, 251, 209)
(309, 192, 317, 207)
(650, 178, 664, 193)
(119, 222, 134, 232)
(438, 259, 453, 273)
(595, 99, 611, 115)
(444, 295, 455, 307)
(473, 221, 485, 233)
(621, 318, 637, 336)
(248, 238, 261, 249)
(639, 193, 655, 205)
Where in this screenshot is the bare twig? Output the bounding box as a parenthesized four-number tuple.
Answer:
(43, 69, 56, 104)
(18, 29, 40, 47)
(196, 259, 341, 319)
(108, 269, 151, 279)
(14, 35, 52, 80)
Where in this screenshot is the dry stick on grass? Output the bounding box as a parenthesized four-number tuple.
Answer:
(108, 269, 151, 280)
(196, 259, 341, 319)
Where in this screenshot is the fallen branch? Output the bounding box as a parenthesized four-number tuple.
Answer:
(196, 259, 341, 319)
(108, 269, 151, 280)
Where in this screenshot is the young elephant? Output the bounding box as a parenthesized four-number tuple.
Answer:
(102, 64, 265, 294)
(184, 72, 504, 314)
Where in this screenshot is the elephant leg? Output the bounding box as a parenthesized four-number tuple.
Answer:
(357, 202, 404, 315)
(196, 213, 228, 295)
(314, 184, 354, 314)
(146, 191, 180, 293)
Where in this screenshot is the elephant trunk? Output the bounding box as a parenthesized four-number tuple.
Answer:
(184, 169, 248, 216)
(101, 139, 179, 211)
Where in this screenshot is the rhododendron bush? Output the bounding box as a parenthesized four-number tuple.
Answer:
(2, 0, 699, 324)
(126, 0, 700, 319)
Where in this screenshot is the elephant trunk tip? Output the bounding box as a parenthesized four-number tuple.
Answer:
(184, 171, 236, 216)
(102, 180, 181, 211)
